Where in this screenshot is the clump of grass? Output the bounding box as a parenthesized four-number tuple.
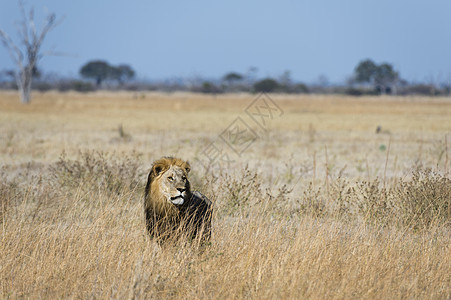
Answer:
(217, 166, 263, 216)
(0, 162, 53, 222)
(0, 181, 11, 223)
(5, 129, 15, 147)
(49, 150, 145, 195)
(296, 183, 326, 218)
(394, 168, 450, 229)
(111, 123, 132, 143)
(293, 167, 450, 230)
(329, 176, 352, 220)
(308, 123, 316, 143)
(349, 168, 450, 230)
(354, 179, 392, 226)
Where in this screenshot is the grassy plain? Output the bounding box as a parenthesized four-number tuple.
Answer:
(0, 91, 450, 299)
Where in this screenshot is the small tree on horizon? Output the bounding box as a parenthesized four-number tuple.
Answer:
(354, 59, 378, 85)
(223, 72, 243, 84)
(354, 59, 400, 94)
(253, 78, 279, 93)
(80, 61, 135, 87)
(80, 60, 111, 87)
(0, 0, 61, 104)
(111, 64, 135, 85)
(374, 63, 399, 91)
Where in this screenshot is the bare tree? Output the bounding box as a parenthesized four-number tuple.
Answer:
(0, 1, 60, 104)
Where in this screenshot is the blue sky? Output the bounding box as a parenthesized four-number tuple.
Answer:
(1, 0, 451, 84)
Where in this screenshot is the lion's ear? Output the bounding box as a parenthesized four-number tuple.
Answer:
(152, 164, 164, 176)
(184, 162, 191, 174)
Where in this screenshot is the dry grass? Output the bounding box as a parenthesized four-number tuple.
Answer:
(0, 91, 450, 299)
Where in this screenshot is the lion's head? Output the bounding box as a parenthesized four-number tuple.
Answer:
(144, 157, 192, 216)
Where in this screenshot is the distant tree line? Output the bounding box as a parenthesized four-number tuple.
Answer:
(0, 58, 450, 96)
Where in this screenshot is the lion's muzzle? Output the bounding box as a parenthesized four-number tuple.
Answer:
(170, 194, 185, 205)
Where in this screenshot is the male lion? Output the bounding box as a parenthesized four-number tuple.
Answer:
(144, 157, 212, 243)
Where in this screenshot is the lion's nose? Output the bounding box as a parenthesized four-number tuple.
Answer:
(177, 188, 186, 193)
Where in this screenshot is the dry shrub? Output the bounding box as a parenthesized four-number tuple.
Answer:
(0, 181, 12, 222)
(394, 168, 450, 229)
(296, 183, 327, 218)
(0, 163, 54, 223)
(50, 150, 145, 195)
(0, 152, 146, 227)
(213, 167, 263, 217)
(350, 168, 450, 230)
(292, 168, 450, 230)
(353, 179, 392, 226)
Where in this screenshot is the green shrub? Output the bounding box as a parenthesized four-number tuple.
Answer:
(253, 78, 279, 93)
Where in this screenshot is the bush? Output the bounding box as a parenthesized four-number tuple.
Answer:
(345, 87, 378, 96)
(32, 82, 53, 92)
(292, 83, 309, 93)
(393, 168, 450, 229)
(72, 80, 95, 92)
(254, 78, 279, 93)
(293, 168, 450, 230)
(49, 151, 145, 195)
(354, 179, 392, 226)
(57, 80, 95, 92)
(200, 81, 221, 94)
(404, 84, 437, 96)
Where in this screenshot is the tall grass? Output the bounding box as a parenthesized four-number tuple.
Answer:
(1, 151, 449, 299)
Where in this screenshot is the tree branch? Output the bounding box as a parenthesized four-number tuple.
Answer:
(18, 0, 30, 47)
(39, 49, 75, 59)
(37, 14, 59, 46)
(0, 29, 24, 69)
(29, 8, 38, 46)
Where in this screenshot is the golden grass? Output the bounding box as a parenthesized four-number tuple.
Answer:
(0, 91, 450, 299)
(2, 202, 449, 299)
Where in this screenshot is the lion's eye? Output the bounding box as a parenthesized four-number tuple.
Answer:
(168, 176, 174, 181)
(182, 176, 186, 181)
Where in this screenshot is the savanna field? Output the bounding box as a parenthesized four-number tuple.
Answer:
(0, 91, 450, 299)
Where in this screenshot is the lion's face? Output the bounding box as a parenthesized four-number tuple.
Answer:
(158, 165, 191, 205)
(145, 157, 192, 212)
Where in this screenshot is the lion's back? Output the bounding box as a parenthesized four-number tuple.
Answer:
(182, 191, 212, 238)
(185, 191, 212, 219)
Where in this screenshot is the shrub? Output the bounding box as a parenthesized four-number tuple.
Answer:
(292, 83, 309, 93)
(354, 179, 392, 226)
(253, 78, 279, 93)
(219, 167, 262, 216)
(32, 82, 53, 92)
(393, 168, 450, 229)
(200, 81, 220, 94)
(57, 80, 95, 92)
(49, 151, 145, 195)
(296, 183, 326, 218)
(404, 84, 436, 96)
(294, 167, 450, 230)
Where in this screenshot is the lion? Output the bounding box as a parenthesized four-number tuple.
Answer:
(144, 157, 212, 243)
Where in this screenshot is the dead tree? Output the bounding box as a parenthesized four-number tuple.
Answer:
(0, 1, 60, 104)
